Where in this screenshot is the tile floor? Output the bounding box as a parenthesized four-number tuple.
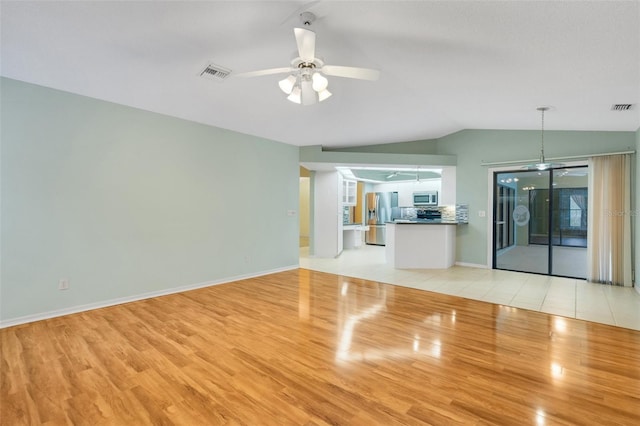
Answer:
(496, 244, 586, 278)
(299, 244, 640, 331)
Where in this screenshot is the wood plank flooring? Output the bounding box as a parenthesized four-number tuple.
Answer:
(2, 268, 639, 425)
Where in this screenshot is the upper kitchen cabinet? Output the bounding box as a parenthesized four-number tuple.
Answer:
(342, 179, 357, 205)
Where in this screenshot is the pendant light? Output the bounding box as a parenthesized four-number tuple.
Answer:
(524, 106, 563, 171)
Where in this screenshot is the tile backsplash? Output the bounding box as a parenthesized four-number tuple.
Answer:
(398, 204, 468, 223)
(455, 204, 469, 223)
(343, 206, 351, 224)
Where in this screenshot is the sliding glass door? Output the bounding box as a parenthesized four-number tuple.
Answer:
(551, 168, 588, 277)
(493, 167, 588, 279)
(494, 170, 549, 275)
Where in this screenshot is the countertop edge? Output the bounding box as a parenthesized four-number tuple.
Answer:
(386, 221, 465, 225)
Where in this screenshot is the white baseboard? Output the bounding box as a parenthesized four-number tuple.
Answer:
(0, 264, 299, 329)
(455, 262, 489, 269)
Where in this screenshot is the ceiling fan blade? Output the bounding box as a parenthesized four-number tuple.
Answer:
(294, 27, 316, 62)
(322, 65, 380, 81)
(233, 67, 293, 78)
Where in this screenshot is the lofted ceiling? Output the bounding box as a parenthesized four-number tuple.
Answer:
(1, 1, 638, 149)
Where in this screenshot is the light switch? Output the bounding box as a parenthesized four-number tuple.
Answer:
(287, 210, 297, 216)
(478, 210, 486, 217)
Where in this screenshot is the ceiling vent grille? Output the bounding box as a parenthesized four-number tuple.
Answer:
(200, 63, 231, 81)
(611, 103, 634, 111)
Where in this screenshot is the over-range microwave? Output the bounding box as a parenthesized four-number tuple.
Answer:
(413, 191, 438, 206)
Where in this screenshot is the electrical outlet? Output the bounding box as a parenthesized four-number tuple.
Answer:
(478, 210, 486, 217)
(58, 279, 69, 290)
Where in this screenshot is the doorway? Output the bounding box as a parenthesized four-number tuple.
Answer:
(492, 166, 588, 279)
(299, 167, 311, 248)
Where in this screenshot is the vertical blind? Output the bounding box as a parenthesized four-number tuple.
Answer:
(587, 154, 632, 286)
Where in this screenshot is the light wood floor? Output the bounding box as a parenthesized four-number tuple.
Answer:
(2, 269, 639, 425)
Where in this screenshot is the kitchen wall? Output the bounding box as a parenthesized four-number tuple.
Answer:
(1, 78, 300, 325)
(372, 179, 441, 206)
(365, 167, 456, 207)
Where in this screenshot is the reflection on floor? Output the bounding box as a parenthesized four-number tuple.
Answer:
(300, 245, 640, 331)
(529, 236, 587, 246)
(496, 244, 586, 278)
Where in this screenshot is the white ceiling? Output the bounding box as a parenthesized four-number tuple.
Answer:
(2, 1, 639, 148)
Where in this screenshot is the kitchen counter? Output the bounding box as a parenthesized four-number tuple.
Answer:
(342, 223, 369, 249)
(389, 219, 461, 225)
(343, 223, 367, 229)
(385, 222, 456, 269)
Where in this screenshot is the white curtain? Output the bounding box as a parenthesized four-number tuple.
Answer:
(587, 154, 632, 286)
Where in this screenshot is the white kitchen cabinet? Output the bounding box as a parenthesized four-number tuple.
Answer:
(398, 189, 413, 207)
(439, 167, 456, 206)
(342, 179, 357, 205)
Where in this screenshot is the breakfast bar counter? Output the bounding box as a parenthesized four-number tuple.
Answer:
(385, 221, 457, 269)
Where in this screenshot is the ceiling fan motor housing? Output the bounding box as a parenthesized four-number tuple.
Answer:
(299, 11, 316, 26)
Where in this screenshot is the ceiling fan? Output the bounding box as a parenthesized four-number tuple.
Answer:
(235, 12, 380, 106)
(387, 172, 418, 178)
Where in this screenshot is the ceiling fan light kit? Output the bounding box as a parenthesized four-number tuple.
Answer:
(279, 63, 332, 105)
(278, 75, 297, 94)
(312, 72, 328, 91)
(236, 12, 379, 106)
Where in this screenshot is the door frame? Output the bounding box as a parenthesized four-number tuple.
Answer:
(485, 161, 588, 273)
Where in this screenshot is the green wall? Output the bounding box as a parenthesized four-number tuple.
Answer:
(437, 129, 635, 265)
(335, 129, 635, 266)
(1, 78, 300, 324)
(327, 139, 439, 155)
(636, 127, 640, 292)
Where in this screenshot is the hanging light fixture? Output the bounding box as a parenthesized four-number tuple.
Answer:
(278, 65, 332, 105)
(234, 12, 380, 107)
(524, 106, 563, 170)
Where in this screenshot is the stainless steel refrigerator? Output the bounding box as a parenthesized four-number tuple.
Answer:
(365, 192, 399, 245)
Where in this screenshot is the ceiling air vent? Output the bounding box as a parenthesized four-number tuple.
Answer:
(611, 104, 634, 111)
(200, 63, 231, 81)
